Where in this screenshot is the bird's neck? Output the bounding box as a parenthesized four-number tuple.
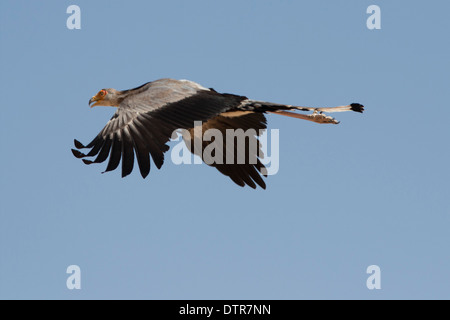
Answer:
(109, 90, 128, 106)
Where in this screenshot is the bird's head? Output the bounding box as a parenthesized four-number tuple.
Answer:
(89, 88, 122, 107)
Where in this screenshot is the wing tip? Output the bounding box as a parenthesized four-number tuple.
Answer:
(82, 159, 94, 165)
(71, 149, 86, 158)
(140, 171, 150, 179)
(74, 139, 86, 149)
(246, 179, 266, 190)
(257, 181, 267, 190)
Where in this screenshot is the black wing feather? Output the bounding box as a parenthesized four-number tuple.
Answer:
(128, 124, 151, 178)
(104, 133, 122, 173)
(187, 112, 268, 189)
(121, 129, 135, 178)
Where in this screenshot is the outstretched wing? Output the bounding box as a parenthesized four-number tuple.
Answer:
(72, 79, 247, 178)
(183, 111, 268, 189)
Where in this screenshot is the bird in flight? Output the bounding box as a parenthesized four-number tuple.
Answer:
(72, 78, 363, 189)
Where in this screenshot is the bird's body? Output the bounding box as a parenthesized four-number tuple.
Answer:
(73, 78, 364, 189)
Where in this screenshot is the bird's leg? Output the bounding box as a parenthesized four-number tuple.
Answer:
(267, 110, 339, 124)
(266, 104, 339, 124)
(243, 100, 362, 124)
(304, 112, 340, 124)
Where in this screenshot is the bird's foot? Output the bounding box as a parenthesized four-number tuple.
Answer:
(308, 113, 340, 124)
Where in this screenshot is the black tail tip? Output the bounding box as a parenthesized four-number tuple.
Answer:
(350, 103, 364, 113)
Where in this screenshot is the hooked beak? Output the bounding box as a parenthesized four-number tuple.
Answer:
(89, 95, 101, 108)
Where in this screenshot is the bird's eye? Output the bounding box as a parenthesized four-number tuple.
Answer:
(99, 89, 107, 96)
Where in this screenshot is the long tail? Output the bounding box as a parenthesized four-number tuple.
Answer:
(242, 100, 364, 124)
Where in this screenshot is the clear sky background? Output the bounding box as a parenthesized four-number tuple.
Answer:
(0, 0, 449, 300)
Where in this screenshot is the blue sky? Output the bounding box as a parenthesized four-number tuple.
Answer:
(0, 0, 449, 299)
